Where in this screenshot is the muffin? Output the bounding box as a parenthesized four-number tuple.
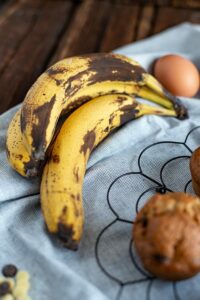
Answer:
(190, 147, 200, 197)
(133, 192, 200, 281)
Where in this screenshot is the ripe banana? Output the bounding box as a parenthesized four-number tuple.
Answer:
(40, 93, 176, 250)
(21, 53, 187, 164)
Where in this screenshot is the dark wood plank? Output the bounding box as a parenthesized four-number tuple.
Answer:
(153, 6, 200, 34)
(136, 4, 154, 40)
(114, 0, 200, 6)
(100, 4, 140, 52)
(0, 0, 73, 114)
(0, 0, 12, 11)
(155, 0, 171, 5)
(50, 0, 112, 64)
(0, 0, 43, 75)
(113, 0, 148, 4)
(113, 0, 170, 4)
(171, 0, 200, 8)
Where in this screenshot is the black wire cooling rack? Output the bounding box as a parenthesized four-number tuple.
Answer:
(94, 125, 200, 300)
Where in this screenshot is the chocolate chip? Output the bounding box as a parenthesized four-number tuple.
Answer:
(0, 282, 11, 296)
(2, 264, 18, 277)
(153, 253, 169, 264)
(141, 217, 148, 227)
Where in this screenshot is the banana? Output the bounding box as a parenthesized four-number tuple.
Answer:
(40, 93, 176, 250)
(6, 109, 40, 177)
(21, 53, 187, 163)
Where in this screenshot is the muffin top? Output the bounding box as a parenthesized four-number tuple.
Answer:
(133, 192, 200, 281)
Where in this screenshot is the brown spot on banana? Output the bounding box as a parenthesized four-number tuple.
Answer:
(31, 95, 57, 160)
(20, 109, 28, 134)
(54, 79, 64, 86)
(70, 194, 76, 200)
(87, 54, 146, 84)
(119, 104, 140, 125)
(52, 154, 60, 163)
(65, 96, 92, 112)
(46, 67, 65, 86)
(62, 206, 67, 215)
(104, 126, 109, 133)
(114, 96, 130, 105)
(109, 112, 116, 125)
(73, 166, 80, 183)
(80, 130, 96, 156)
(46, 67, 68, 76)
(13, 154, 23, 160)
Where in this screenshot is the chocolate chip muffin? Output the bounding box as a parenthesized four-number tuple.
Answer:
(133, 192, 200, 281)
(190, 147, 200, 197)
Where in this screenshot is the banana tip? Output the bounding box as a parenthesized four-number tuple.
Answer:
(57, 223, 79, 251)
(163, 90, 188, 120)
(33, 149, 45, 161)
(25, 167, 39, 177)
(175, 104, 189, 120)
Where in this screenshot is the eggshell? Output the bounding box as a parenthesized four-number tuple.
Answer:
(154, 54, 199, 97)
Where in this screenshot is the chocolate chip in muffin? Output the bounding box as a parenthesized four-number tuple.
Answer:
(152, 253, 169, 264)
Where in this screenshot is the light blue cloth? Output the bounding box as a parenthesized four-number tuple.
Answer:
(0, 23, 200, 300)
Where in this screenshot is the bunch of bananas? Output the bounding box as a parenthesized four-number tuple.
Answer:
(6, 53, 187, 250)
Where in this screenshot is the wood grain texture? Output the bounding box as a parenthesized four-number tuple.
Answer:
(136, 4, 154, 40)
(0, 0, 42, 75)
(172, 0, 200, 8)
(0, 0, 73, 113)
(113, 0, 170, 4)
(100, 4, 140, 52)
(153, 7, 200, 34)
(0, 0, 10, 11)
(114, 0, 200, 6)
(50, 0, 112, 64)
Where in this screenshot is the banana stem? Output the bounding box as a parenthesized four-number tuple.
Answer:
(137, 103, 176, 118)
(141, 73, 188, 119)
(143, 74, 166, 96)
(138, 87, 174, 110)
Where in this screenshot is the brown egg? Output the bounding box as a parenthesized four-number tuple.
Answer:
(154, 54, 200, 97)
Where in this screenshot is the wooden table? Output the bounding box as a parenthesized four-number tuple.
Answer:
(0, 0, 199, 115)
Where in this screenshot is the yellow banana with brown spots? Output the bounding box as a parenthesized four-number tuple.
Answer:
(40, 93, 176, 250)
(21, 53, 187, 166)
